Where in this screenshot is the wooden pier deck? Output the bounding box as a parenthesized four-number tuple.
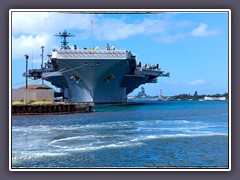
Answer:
(12, 102, 94, 116)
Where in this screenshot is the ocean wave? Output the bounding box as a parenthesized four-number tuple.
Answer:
(49, 134, 124, 145)
(136, 125, 210, 131)
(161, 133, 228, 138)
(12, 132, 228, 163)
(12, 119, 212, 134)
(61, 141, 143, 152)
(129, 133, 228, 142)
(12, 125, 53, 133)
(48, 132, 228, 153)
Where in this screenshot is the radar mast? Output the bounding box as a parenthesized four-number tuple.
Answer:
(55, 30, 75, 50)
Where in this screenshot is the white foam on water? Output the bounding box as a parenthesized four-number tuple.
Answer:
(50, 135, 87, 145)
(123, 120, 203, 133)
(12, 125, 54, 133)
(48, 134, 127, 149)
(48, 131, 228, 153)
(58, 124, 111, 130)
(129, 132, 228, 142)
(51, 119, 223, 136)
(12, 119, 211, 134)
(136, 125, 209, 131)
(61, 141, 143, 152)
(12, 116, 228, 164)
(49, 134, 124, 144)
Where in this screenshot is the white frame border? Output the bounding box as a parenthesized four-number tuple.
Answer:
(9, 9, 231, 172)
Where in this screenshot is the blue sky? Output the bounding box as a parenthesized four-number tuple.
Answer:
(11, 10, 229, 96)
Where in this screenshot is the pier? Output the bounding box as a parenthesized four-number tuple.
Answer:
(12, 102, 94, 116)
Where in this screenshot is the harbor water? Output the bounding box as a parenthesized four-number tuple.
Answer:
(11, 100, 229, 169)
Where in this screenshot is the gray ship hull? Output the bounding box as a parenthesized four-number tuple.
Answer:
(30, 49, 169, 104)
(57, 58, 130, 103)
(26, 30, 169, 104)
(49, 50, 134, 103)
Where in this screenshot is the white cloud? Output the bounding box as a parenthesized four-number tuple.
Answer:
(191, 23, 219, 37)
(12, 34, 50, 60)
(158, 33, 187, 44)
(12, 12, 95, 35)
(94, 20, 143, 41)
(11, 12, 180, 61)
(93, 18, 193, 43)
(12, 12, 50, 35)
(11, 12, 221, 61)
(11, 12, 96, 61)
(187, 79, 207, 85)
(93, 18, 167, 41)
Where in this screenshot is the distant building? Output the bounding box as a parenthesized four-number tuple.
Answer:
(204, 96, 226, 101)
(12, 84, 54, 103)
(194, 91, 198, 97)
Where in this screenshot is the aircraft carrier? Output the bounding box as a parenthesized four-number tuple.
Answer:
(27, 30, 170, 104)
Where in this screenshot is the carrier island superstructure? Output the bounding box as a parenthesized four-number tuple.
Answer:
(27, 30, 170, 104)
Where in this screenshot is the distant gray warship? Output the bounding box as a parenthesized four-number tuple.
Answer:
(27, 30, 170, 104)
